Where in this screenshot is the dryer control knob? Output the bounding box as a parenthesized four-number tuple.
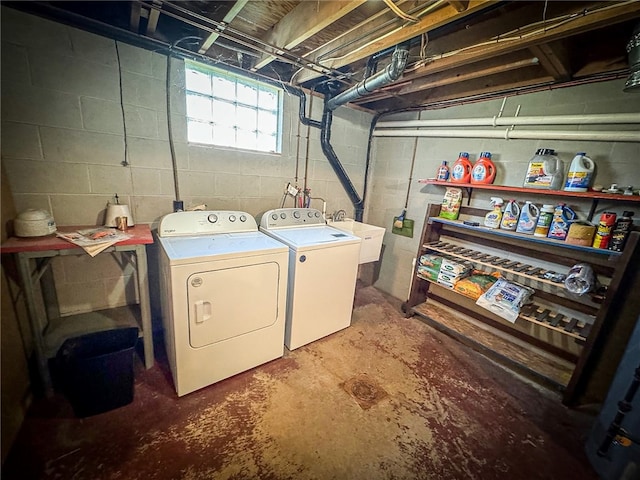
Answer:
(240, 215, 246, 222)
(307, 211, 313, 218)
(229, 215, 236, 222)
(314, 212, 320, 218)
(280, 213, 286, 219)
(271, 213, 278, 221)
(207, 214, 218, 223)
(293, 211, 300, 219)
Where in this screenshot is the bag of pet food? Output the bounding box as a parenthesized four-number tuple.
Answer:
(439, 187, 463, 220)
(419, 254, 444, 270)
(475, 278, 534, 323)
(453, 270, 501, 300)
(417, 265, 439, 282)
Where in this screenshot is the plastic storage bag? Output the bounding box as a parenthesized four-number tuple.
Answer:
(476, 278, 534, 323)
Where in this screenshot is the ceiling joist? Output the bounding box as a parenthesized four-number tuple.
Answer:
(252, 0, 367, 71)
(11, 1, 639, 113)
(294, 0, 497, 84)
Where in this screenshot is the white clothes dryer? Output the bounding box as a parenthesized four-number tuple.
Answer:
(157, 210, 288, 396)
(259, 208, 361, 350)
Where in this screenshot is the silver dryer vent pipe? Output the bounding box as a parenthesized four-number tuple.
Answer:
(326, 45, 409, 111)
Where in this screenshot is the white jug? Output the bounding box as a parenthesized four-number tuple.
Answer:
(564, 153, 595, 192)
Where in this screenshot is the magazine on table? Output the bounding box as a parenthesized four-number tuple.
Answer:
(56, 227, 132, 257)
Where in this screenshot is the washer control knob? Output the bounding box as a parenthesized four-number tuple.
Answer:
(314, 212, 320, 218)
(293, 211, 300, 219)
(207, 214, 218, 223)
(307, 211, 313, 218)
(229, 215, 236, 222)
(239, 215, 247, 222)
(280, 212, 287, 219)
(271, 213, 278, 221)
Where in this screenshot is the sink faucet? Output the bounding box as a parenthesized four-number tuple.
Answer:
(333, 209, 346, 221)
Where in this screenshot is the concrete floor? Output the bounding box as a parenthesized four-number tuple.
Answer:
(3, 285, 599, 479)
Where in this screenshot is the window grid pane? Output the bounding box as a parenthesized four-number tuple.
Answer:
(185, 61, 281, 153)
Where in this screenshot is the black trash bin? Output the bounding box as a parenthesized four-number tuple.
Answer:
(56, 327, 139, 417)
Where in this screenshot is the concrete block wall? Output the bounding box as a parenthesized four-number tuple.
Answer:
(1, 7, 373, 317)
(369, 80, 640, 300)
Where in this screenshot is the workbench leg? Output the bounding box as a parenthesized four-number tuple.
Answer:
(16, 254, 52, 395)
(40, 260, 60, 323)
(135, 245, 154, 368)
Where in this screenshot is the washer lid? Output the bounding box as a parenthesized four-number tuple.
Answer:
(158, 231, 288, 263)
(261, 225, 360, 249)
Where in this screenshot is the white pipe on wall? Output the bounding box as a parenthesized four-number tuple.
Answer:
(376, 113, 640, 129)
(372, 128, 640, 142)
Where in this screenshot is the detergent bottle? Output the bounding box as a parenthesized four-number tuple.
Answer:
(450, 152, 472, 183)
(516, 201, 539, 234)
(484, 197, 503, 229)
(564, 152, 595, 192)
(436, 161, 450, 181)
(547, 203, 577, 240)
(500, 199, 520, 231)
(471, 152, 496, 184)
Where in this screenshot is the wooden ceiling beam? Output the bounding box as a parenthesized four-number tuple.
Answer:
(146, 0, 162, 36)
(529, 42, 571, 82)
(252, 0, 367, 72)
(294, 0, 497, 84)
(447, 1, 469, 13)
(371, 73, 555, 111)
(130, 2, 141, 33)
(398, 2, 640, 84)
(199, 0, 250, 55)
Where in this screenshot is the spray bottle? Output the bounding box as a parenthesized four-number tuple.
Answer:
(484, 197, 503, 229)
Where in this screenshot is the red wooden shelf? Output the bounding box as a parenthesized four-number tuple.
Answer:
(417, 179, 640, 202)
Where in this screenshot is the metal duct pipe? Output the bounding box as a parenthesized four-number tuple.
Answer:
(320, 107, 365, 221)
(376, 113, 640, 129)
(372, 128, 640, 142)
(320, 44, 409, 220)
(326, 45, 409, 111)
(283, 86, 322, 129)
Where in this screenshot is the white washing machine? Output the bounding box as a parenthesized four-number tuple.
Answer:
(157, 210, 288, 396)
(259, 208, 361, 350)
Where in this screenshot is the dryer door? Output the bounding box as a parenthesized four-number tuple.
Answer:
(187, 262, 281, 348)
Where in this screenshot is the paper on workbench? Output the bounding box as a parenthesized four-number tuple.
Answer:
(56, 228, 132, 257)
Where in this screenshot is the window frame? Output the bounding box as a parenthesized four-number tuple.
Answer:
(184, 60, 284, 154)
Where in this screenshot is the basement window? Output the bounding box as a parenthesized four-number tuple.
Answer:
(185, 61, 283, 153)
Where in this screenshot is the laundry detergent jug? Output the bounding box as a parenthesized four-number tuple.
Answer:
(523, 148, 564, 190)
(564, 152, 595, 192)
(450, 152, 472, 183)
(547, 203, 577, 241)
(471, 152, 496, 184)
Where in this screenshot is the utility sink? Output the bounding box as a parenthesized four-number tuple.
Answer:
(327, 219, 385, 264)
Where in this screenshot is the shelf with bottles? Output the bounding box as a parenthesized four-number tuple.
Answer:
(405, 202, 640, 405)
(428, 216, 623, 260)
(417, 179, 640, 202)
(418, 179, 640, 221)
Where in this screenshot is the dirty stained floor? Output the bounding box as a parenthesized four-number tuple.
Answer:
(3, 286, 598, 479)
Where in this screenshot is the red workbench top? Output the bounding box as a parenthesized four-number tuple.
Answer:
(1, 224, 154, 254)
